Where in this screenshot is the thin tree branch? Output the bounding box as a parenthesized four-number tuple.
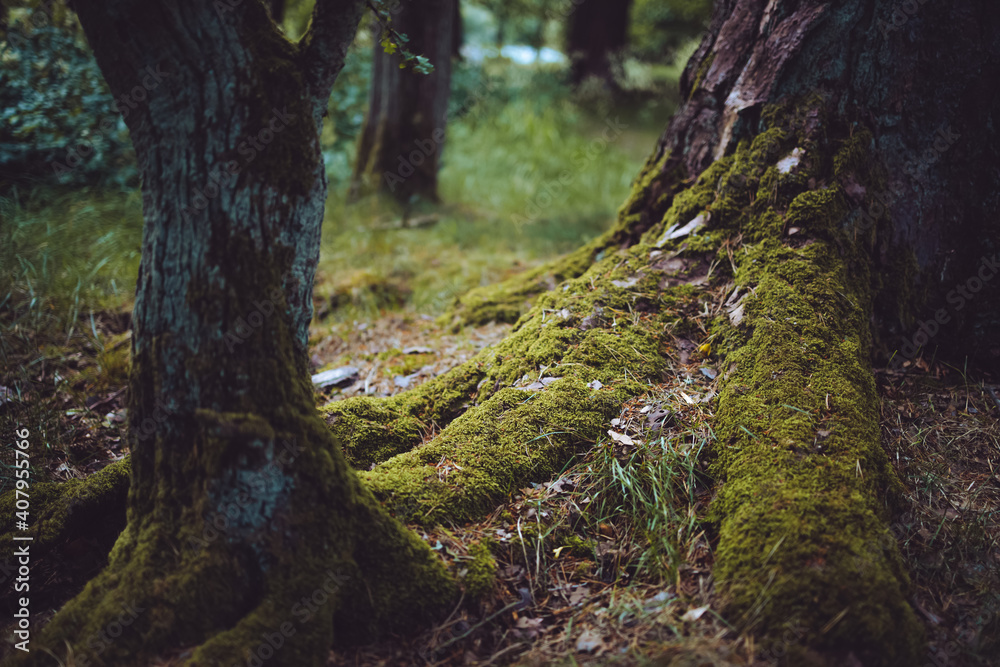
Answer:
(300, 0, 366, 121)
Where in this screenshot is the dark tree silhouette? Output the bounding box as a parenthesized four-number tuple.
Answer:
(566, 0, 633, 86)
(350, 0, 458, 205)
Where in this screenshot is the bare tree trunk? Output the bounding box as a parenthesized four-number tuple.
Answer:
(12, 2, 456, 665)
(350, 0, 457, 206)
(566, 0, 633, 87)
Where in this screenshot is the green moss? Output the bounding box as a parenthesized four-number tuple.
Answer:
(322, 360, 486, 470)
(556, 534, 595, 559)
(0, 458, 130, 562)
(314, 96, 927, 664)
(461, 540, 497, 598)
(698, 103, 923, 664)
(688, 52, 716, 99)
(358, 237, 700, 524)
(386, 352, 435, 376)
(361, 379, 624, 524)
(439, 234, 605, 328)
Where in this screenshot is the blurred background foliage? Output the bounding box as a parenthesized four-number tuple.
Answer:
(1, 1, 137, 188)
(0, 0, 711, 335)
(629, 0, 712, 62)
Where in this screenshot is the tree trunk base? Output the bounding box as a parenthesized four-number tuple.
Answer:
(12, 419, 457, 667)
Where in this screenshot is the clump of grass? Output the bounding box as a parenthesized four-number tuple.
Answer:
(584, 430, 711, 585)
(0, 186, 142, 339)
(1, 186, 141, 485)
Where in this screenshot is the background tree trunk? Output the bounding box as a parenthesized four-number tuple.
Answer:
(566, 0, 633, 87)
(350, 0, 457, 206)
(14, 2, 456, 665)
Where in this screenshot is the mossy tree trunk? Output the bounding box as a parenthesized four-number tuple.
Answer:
(350, 0, 457, 206)
(667, 0, 1000, 369)
(15, 1, 456, 665)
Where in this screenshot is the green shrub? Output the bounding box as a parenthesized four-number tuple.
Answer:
(1, 4, 137, 187)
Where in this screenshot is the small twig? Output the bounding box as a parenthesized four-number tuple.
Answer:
(86, 386, 126, 412)
(433, 599, 523, 652)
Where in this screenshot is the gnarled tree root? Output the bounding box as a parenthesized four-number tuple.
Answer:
(0, 458, 130, 565)
(345, 107, 926, 663)
(10, 415, 457, 667)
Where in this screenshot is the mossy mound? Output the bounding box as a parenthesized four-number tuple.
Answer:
(0, 458, 130, 563)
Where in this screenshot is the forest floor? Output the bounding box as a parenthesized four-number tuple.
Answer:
(315, 316, 1000, 667)
(1, 302, 997, 666)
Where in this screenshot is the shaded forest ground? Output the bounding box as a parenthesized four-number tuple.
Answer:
(1, 61, 998, 666)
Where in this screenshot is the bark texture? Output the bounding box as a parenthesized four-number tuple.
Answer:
(12, 2, 456, 665)
(350, 0, 457, 205)
(669, 0, 1000, 370)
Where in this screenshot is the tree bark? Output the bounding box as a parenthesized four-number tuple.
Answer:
(12, 2, 456, 665)
(268, 0, 285, 25)
(566, 0, 633, 87)
(350, 0, 457, 206)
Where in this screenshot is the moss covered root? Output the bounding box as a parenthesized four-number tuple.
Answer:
(12, 415, 456, 667)
(359, 229, 704, 524)
(323, 360, 487, 470)
(0, 458, 130, 563)
(671, 105, 924, 663)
